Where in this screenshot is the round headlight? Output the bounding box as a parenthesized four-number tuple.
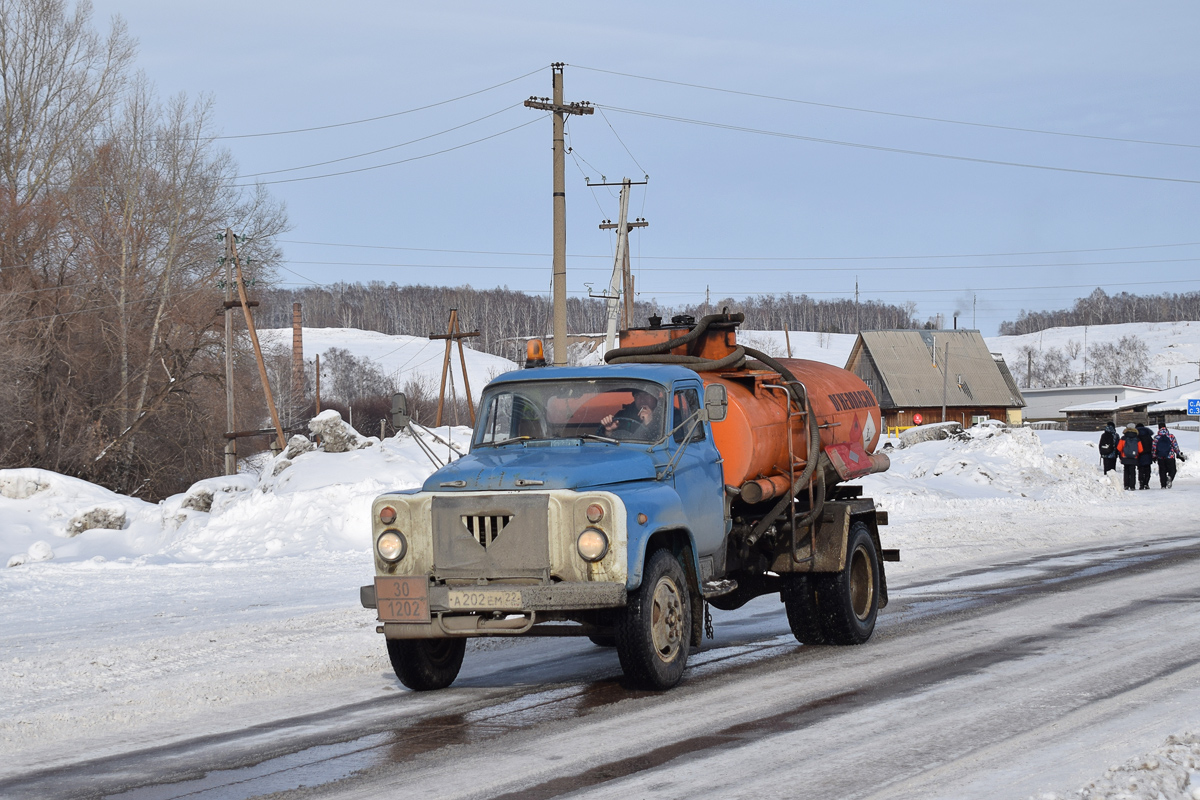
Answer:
(585, 503, 604, 523)
(377, 530, 407, 562)
(379, 506, 397, 525)
(577, 528, 609, 562)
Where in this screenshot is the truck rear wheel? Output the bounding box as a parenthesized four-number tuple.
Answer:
(386, 637, 466, 691)
(781, 574, 827, 645)
(616, 549, 692, 689)
(814, 521, 880, 645)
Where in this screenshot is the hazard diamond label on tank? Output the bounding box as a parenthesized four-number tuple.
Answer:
(862, 411, 877, 448)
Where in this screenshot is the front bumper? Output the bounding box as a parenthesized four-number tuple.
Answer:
(361, 580, 627, 638)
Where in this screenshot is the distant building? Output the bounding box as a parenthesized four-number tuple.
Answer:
(845, 330, 1026, 429)
(1061, 379, 1200, 431)
(1021, 385, 1159, 422)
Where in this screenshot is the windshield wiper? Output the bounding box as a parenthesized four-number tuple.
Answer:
(581, 433, 618, 444)
(476, 435, 534, 449)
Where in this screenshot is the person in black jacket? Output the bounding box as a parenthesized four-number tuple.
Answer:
(1098, 422, 1118, 474)
(1136, 423, 1155, 489)
(1116, 424, 1142, 491)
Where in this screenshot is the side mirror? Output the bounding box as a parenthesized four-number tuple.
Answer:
(391, 392, 410, 429)
(704, 383, 728, 423)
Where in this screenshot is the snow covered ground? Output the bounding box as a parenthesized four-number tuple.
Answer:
(2, 414, 1197, 784)
(987, 320, 1200, 388)
(258, 327, 517, 402)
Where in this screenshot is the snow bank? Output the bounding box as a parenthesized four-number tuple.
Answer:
(1043, 731, 1200, 800)
(1, 417, 472, 567)
(864, 425, 1125, 510)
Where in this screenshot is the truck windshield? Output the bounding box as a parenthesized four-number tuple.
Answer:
(473, 379, 667, 447)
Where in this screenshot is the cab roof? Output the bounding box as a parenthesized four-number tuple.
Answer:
(486, 363, 701, 389)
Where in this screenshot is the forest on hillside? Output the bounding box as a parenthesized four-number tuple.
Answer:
(259, 283, 919, 360)
(999, 288, 1200, 335)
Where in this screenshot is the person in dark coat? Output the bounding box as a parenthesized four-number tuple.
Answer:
(1136, 423, 1154, 489)
(1098, 422, 1118, 474)
(1116, 424, 1142, 491)
(1152, 423, 1185, 488)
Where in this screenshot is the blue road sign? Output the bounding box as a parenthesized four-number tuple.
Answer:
(1190, 399, 1200, 416)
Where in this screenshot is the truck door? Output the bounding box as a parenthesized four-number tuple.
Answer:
(669, 384, 726, 559)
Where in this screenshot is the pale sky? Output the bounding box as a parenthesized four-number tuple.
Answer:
(88, 1, 1200, 336)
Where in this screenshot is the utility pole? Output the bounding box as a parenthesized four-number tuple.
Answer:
(223, 232, 236, 475)
(292, 303, 304, 419)
(228, 231, 286, 451)
(525, 63, 593, 366)
(431, 309, 480, 427)
(598, 179, 648, 351)
(855, 276, 860, 333)
(941, 342, 951, 423)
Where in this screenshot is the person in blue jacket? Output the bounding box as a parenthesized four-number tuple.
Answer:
(1135, 423, 1154, 489)
(1152, 423, 1185, 488)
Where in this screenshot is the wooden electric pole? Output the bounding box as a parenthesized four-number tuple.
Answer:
(598, 179, 648, 350)
(524, 63, 593, 366)
(431, 309, 481, 427)
(227, 231, 286, 451)
(223, 232, 236, 474)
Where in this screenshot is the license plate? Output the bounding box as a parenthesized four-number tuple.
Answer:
(448, 589, 522, 611)
(375, 577, 430, 623)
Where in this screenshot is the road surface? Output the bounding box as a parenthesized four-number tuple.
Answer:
(6, 532, 1200, 800)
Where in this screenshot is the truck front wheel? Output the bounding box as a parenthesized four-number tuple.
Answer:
(616, 549, 692, 689)
(386, 638, 466, 691)
(814, 521, 880, 645)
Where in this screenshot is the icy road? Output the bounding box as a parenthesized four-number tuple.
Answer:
(5, 530, 1200, 800)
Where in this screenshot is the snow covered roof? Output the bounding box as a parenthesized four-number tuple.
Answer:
(1060, 379, 1200, 413)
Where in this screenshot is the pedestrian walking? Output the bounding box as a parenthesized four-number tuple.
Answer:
(1117, 423, 1142, 491)
(1152, 423, 1186, 488)
(1098, 421, 1118, 474)
(1136, 422, 1154, 489)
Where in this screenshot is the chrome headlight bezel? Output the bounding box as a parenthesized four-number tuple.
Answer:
(576, 527, 609, 562)
(376, 529, 407, 563)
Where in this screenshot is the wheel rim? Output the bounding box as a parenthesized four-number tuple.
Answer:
(650, 576, 684, 662)
(848, 544, 875, 621)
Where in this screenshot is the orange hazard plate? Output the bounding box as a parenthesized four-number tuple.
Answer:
(375, 576, 430, 623)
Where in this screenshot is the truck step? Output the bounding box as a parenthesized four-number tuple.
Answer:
(881, 549, 900, 562)
(701, 579, 739, 599)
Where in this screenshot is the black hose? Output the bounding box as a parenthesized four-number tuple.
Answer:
(606, 346, 747, 372)
(603, 311, 744, 362)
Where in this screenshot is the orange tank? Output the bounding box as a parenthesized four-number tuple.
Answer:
(705, 360, 882, 490)
(617, 320, 885, 498)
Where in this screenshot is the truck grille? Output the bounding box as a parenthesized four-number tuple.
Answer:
(462, 514, 513, 547)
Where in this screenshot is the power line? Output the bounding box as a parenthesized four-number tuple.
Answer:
(595, 104, 1200, 186)
(282, 256, 1200, 273)
(276, 238, 1200, 262)
(572, 64, 1200, 150)
(235, 117, 544, 186)
(216, 66, 545, 140)
(236, 104, 522, 179)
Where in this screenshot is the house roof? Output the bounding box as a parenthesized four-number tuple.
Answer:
(1061, 379, 1200, 414)
(847, 329, 1026, 409)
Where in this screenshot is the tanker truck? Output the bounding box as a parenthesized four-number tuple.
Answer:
(360, 312, 895, 690)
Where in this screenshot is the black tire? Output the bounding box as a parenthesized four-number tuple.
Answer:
(587, 634, 617, 647)
(814, 522, 880, 645)
(781, 574, 827, 645)
(616, 549, 692, 689)
(386, 637, 466, 691)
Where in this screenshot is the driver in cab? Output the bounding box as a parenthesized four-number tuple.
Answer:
(598, 390, 659, 440)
